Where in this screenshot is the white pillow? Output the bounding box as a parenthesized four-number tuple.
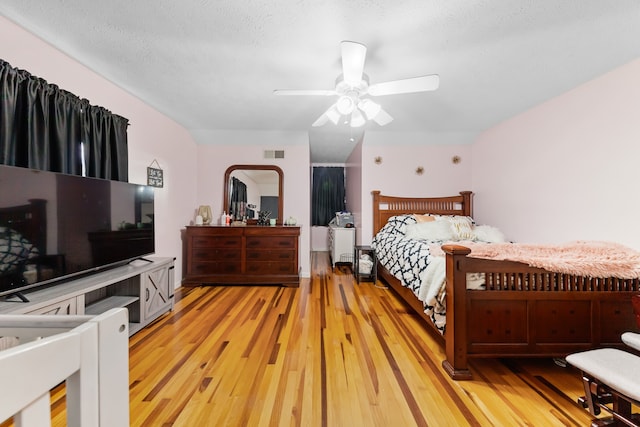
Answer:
(436, 215, 475, 240)
(473, 225, 506, 243)
(405, 220, 455, 241)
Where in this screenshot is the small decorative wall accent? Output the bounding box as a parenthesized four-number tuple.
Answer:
(452, 155, 461, 164)
(374, 156, 382, 165)
(147, 159, 164, 187)
(415, 166, 424, 175)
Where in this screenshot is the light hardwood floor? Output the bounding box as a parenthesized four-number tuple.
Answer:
(41, 252, 600, 426)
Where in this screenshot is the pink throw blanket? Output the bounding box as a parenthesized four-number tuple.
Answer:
(429, 241, 640, 279)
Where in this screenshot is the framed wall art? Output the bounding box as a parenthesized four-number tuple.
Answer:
(147, 159, 164, 188)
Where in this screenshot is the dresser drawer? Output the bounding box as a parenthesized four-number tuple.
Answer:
(190, 261, 241, 275)
(245, 227, 300, 237)
(191, 247, 241, 262)
(246, 261, 296, 275)
(192, 235, 241, 249)
(246, 249, 295, 262)
(246, 236, 296, 249)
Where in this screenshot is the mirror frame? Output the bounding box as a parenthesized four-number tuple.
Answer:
(223, 164, 284, 225)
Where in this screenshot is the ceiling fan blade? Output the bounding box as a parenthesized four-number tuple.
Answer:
(341, 41, 367, 86)
(312, 103, 340, 127)
(368, 74, 440, 96)
(273, 89, 336, 96)
(372, 107, 393, 126)
(312, 114, 329, 127)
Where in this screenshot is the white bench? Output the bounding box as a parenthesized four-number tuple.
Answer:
(566, 332, 640, 427)
(0, 308, 129, 427)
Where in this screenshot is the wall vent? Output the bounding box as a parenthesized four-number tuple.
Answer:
(264, 150, 285, 159)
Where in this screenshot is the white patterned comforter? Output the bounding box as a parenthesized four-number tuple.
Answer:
(371, 215, 484, 334)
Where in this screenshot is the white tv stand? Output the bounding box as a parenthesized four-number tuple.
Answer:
(0, 257, 175, 336)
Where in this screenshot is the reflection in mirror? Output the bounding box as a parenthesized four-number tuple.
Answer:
(223, 165, 283, 224)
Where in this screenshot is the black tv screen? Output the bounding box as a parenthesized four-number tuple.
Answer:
(0, 164, 154, 299)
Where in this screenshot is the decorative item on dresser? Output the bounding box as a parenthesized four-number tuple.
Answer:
(183, 225, 300, 287)
(197, 205, 212, 225)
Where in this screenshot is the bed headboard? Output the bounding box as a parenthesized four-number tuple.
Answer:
(0, 199, 47, 253)
(372, 191, 473, 235)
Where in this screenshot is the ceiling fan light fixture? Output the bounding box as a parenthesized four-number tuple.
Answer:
(372, 108, 394, 126)
(325, 104, 341, 124)
(336, 95, 355, 115)
(350, 108, 366, 128)
(358, 99, 382, 120)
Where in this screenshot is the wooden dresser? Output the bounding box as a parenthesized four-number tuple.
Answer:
(183, 225, 300, 287)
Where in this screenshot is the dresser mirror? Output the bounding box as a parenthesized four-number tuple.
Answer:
(223, 165, 284, 224)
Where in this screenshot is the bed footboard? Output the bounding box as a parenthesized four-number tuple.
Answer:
(441, 245, 640, 380)
(0, 308, 129, 426)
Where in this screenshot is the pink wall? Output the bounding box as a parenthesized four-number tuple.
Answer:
(473, 59, 640, 249)
(193, 130, 311, 277)
(358, 132, 475, 244)
(0, 16, 199, 282)
(312, 132, 474, 249)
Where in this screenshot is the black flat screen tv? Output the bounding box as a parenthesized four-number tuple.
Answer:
(0, 164, 154, 300)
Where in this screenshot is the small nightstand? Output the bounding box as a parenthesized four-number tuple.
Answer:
(353, 245, 377, 284)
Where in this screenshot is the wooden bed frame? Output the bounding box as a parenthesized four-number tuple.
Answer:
(372, 191, 640, 380)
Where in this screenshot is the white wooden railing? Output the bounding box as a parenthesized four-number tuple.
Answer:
(0, 308, 129, 427)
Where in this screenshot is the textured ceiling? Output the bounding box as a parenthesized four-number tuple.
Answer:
(1, 1, 639, 162)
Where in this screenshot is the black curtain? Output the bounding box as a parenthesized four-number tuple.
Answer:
(0, 59, 128, 181)
(312, 167, 345, 226)
(230, 177, 247, 219)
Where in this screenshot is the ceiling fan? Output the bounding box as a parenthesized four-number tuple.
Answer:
(273, 41, 439, 128)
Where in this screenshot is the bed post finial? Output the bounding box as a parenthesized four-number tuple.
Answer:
(372, 191, 381, 235)
(459, 191, 473, 217)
